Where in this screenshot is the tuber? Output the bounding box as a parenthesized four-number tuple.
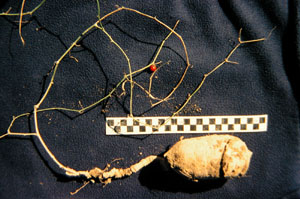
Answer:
(87, 135, 252, 185)
(164, 134, 252, 181)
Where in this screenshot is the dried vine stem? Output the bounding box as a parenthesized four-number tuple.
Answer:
(0, 0, 46, 16)
(119, 20, 180, 102)
(1, 5, 189, 135)
(117, 27, 276, 132)
(1, 5, 190, 178)
(19, 0, 26, 45)
(1, 1, 275, 189)
(97, 6, 191, 109)
(172, 27, 276, 117)
(0, 0, 46, 45)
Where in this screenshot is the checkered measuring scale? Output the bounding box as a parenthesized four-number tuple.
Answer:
(106, 114, 268, 135)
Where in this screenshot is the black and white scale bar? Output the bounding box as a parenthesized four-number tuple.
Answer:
(106, 114, 268, 135)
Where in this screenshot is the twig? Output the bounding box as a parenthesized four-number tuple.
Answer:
(19, 0, 26, 45)
(2, 6, 185, 178)
(148, 61, 171, 101)
(70, 181, 90, 195)
(96, 25, 134, 116)
(0, 0, 46, 16)
(98, 7, 191, 107)
(0, 0, 46, 44)
(172, 27, 276, 117)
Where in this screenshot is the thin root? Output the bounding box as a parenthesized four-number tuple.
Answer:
(70, 181, 90, 195)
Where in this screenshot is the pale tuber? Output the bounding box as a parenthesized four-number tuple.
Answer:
(87, 134, 252, 185)
(164, 134, 252, 181)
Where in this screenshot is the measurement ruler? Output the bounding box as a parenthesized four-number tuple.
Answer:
(106, 114, 268, 135)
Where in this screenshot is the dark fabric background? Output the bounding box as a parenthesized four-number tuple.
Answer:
(0, 0, 299, 198)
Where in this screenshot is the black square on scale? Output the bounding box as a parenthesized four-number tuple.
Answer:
(190, 125, 196, 131)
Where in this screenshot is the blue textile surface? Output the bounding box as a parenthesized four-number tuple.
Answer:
(0, 0, 299, 198)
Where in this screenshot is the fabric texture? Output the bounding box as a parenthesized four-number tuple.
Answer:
(0, 0, 299, 198)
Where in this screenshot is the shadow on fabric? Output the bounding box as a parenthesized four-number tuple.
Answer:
(138, 157, 227, 193)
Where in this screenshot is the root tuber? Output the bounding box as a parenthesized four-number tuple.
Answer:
(164, 134, 252, 181)
(87, 135, 252, 185)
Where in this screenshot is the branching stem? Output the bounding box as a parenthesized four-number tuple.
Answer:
(1, 5, 190, 178)
(0, 0, 46, 16)
(0, 3, 275, 186)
